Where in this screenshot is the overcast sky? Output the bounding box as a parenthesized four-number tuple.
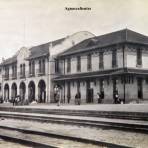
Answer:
(0, 0, 148, 60)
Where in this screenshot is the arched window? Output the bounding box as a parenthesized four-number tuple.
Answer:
(23, 64, 25, 77)
(42, 59, 45, 74)
(32, 61, 35, 75)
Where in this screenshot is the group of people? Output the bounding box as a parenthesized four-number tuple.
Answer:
(97, 89, 123, 104)
(97, 91, 104, 103)
(54, 91, 82, 106)
(54, 84, 124, 105)
(75, 92, 81, 105)
(113, 89, 124, 104)
(12, 95, 21, 106)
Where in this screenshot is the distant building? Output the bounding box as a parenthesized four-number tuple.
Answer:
(1, 29, 148, 104)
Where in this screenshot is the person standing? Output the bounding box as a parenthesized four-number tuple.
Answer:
(97, 92, 101, 103)
(77, 91, 81, 105)
(113, 88, 119, 104)
(57, 89, 62, 106)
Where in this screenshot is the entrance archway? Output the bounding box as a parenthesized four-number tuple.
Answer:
(38, 80, 46, 103)
(19, 82, 26, 101)
(28, 81, 35, 102)
(11, 83, 17, 100)
(4, 84, 9, 101)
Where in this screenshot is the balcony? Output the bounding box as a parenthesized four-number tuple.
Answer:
(37, 69, 45, 76)
(11, 73, 17, 80)
(3, 74, 9, 81)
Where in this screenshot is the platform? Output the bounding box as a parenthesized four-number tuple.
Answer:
(1, 103, 148, 113)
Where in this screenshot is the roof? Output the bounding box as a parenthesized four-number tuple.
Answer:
(53, 68, 148, 81)
(59, 29, 148, 57)
(53, 68, 125, 81)
(1, 37, 65, 65)
(27, 38, 65, 59)
(1, 55, 17, 66)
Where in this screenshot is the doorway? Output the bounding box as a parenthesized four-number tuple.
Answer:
(86, 81, 93, 103)
(38, 80, 46, 103)
(137, 78, 143, 99)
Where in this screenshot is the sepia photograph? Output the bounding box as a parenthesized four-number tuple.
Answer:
(0, 0, 147, 147)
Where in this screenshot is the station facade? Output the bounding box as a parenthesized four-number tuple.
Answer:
(54, 29, 148, 104)
(0, 31, 94, 104)
(1, 29, 148, 104)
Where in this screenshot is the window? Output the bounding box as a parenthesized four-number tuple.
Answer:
(99, 52, 104, 69)
(77, 56, 81, 72)
(42, 59, 45, 73)
(12, 64, 17, 78)
(87, 54, 92, 71)
(100, 79, 104, 92)
(15, 65, 17, 76)
(146, 77, 148, 84)
(20, 64, 25, 78)
(5, 66, 9, 79)
(55, 59, 59, 73)
(23, 64, 25, 76)
(39, 60, 41, 73)
(32, 61, 35, 75)
(38, 59, 45, 75)
(12, 65, 14, 75)
(67, 81, 71, 100)
(29, 62, 31, 74)
(20, 64, 22, 75)
(29, 61, 35, 75)
(112, 49, 117, 68)
(67, 58, 71, 73)
(77, 81, 80, 92)
(137, 49, 142, 66)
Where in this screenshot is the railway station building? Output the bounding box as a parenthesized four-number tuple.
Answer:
(1, 29, 148, 104)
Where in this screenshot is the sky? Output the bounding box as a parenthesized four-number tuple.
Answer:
(0, 0, 148, 60)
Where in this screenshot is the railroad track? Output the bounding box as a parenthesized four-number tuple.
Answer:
(0, 108, 147, 147)
(0, 124, 131, 148)
(0, 111, 148, 134)
(0, 107, 148, 121)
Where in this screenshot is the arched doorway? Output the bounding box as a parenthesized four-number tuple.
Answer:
(38, 80, 46, 103)
(28, 81, 35, 103)
(11, 83, 17, 100)
(19, 82, 26, 101)
(4, 84, 9, 101)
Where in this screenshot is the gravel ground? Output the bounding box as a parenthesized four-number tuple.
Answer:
(0, 138, 31, 148)
(0, 128, 102, 148)
(0, 119, 147, 148)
